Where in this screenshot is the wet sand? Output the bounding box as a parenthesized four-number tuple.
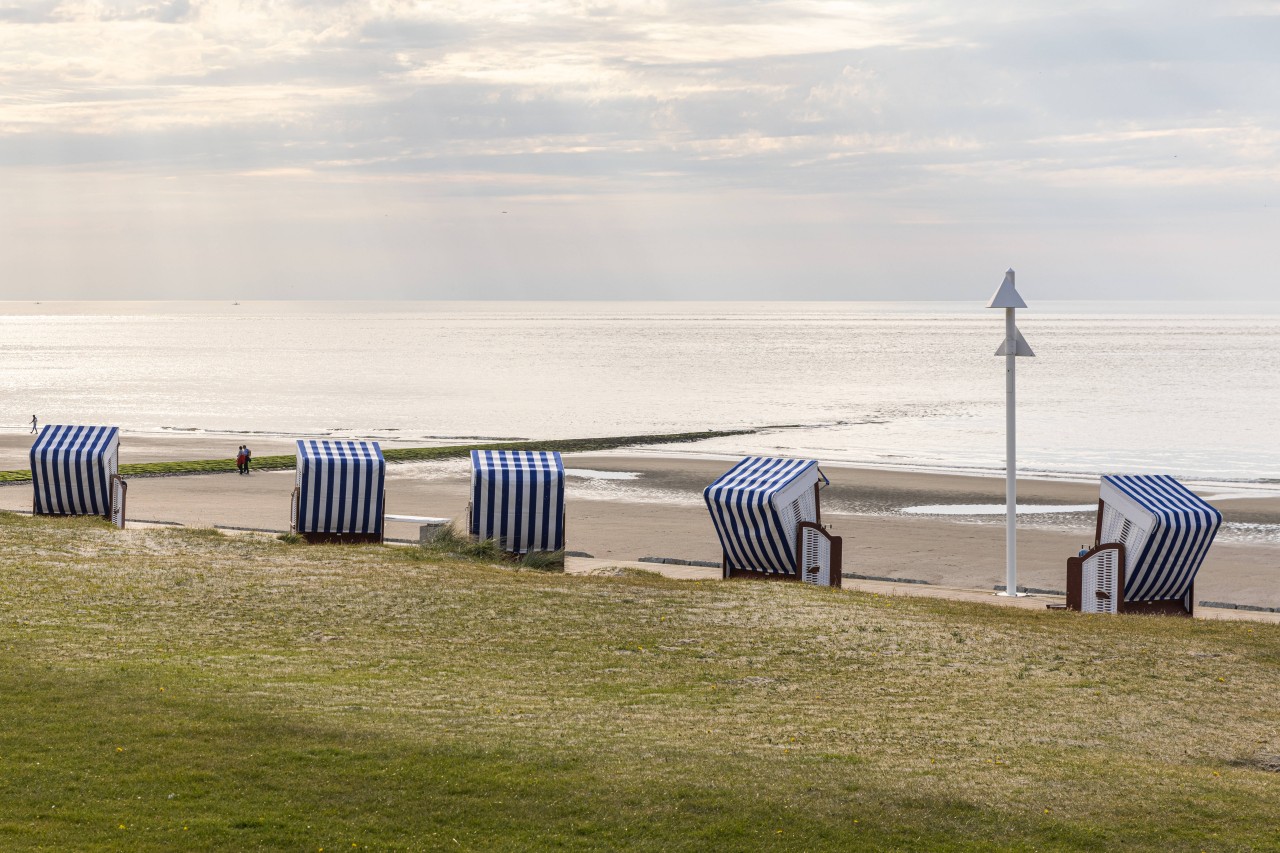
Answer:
(2, 434, 1277, 609)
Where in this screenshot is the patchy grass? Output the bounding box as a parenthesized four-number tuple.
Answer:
(417, 524, 503, 562)
(0, 511, 1276, 851)
(415, 525, 564, 571)
(0, 430, 753, 483)
(520, 549, 566, 572)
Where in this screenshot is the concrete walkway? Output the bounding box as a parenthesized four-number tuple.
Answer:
(565, 556, 717, 581)
(564, 557, 1280, 624)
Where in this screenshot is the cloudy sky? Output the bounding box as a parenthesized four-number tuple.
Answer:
(1, 0, 1277, 300)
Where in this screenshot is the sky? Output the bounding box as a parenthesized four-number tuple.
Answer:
(1, 0, 1278, 300)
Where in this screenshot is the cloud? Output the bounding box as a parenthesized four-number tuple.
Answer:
(0, 1, 1278, 298)
(0, 1, 61, 22)
(134, 0, 193, 23)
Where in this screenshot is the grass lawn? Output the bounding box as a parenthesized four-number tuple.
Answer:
(0, 513, 1276, 851)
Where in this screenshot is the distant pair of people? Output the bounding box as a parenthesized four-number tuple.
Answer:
(236, 444, 253, 475)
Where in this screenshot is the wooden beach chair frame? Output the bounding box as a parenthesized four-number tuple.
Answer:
(290, 440, 387, 545)
(721, 481, 843, 586)
(1066, 538, 1194, 615)
(1062, 477, 1218, 617)
(708, 459, 843, 588)
(466, 450, 567, 561)
(30, 425, 125, 528)
(797, 520, 843, 588)
(109, 474, 127, 529)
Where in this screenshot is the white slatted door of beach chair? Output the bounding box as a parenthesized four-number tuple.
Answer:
(799, 525, 832, 586)
(290, 487, 300, 534)
(109, 475, 126, 529)
(1081, 547, 1120, 614)
(779, 485, 819, 562)
(1099, 502, 1148, 577)
(795, 486, 817, 525)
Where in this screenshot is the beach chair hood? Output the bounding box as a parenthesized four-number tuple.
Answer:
(1100, 474, 1222, 603)
(30, 424, 120, 516)
(704, 456, 828, 575)
(469, 450, 565, 553)
(295, 439, 385, 536)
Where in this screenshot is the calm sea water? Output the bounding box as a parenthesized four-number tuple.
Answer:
(4, 300, 1279, 486)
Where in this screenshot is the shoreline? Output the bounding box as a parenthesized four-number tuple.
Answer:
(5, 428, 1280, 494)
(2, 432, 1277, 610)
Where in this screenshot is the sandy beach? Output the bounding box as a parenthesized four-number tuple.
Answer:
(3, 433, 1277, 610)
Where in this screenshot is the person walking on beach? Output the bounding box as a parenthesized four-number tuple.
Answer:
(243, 445, 252, 474)
(235, 445, 246, 475)
(30, 415, 38, 434)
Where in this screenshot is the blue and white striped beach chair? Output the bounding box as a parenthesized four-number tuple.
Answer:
(31, 425, 126, 528)
(468, 450, 565, 557)
(290, 440, 386, 544)
(1067, 475, 1221, 616)
(704, 456, 842, 586)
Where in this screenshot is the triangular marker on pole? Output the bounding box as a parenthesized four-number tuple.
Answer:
(994, 326, 1035, 357)
(987, 269, 1027, 309)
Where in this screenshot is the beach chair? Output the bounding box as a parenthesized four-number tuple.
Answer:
(704, 456, 842, 586)
(290, 439, 386, 544)
(468, 450, 566, 559)
(30, 425, 127, 529)
(1066, 475, 1221, 616)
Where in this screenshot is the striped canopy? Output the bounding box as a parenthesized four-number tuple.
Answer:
(295, 440, 385, 536)
(470, 450, 565, 553)
(31, 425, 120, 517)
(1101, 474, 1221, 602)
(704, 456, 827, 576)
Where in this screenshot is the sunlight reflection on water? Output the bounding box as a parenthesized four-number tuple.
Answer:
(6, 303, 1280, 483)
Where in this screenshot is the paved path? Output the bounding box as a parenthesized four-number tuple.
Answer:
(564, 557, 1280, 624)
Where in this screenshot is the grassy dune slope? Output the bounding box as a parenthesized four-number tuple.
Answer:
(0, 513, 1276, 851)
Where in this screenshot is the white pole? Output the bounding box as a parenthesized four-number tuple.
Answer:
(1004, 306, 1017, 595)
(988, 268, 1029, 597)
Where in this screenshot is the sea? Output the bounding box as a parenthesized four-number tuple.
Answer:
(4, 300, 1280, 491)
